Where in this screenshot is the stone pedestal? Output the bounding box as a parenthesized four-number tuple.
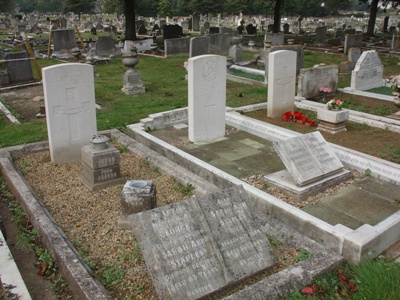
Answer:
(79, 143, 125, 191)
(317, 109, 349, 134)
(118, 180, 156, 229)
(121, 49, 145, 95)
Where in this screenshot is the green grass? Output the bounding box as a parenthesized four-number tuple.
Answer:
(366, 86, 395, 96)
(229, 68, 265, 82)
(288, 258, 400, 299)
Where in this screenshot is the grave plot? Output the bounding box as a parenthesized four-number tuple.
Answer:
(130, 186, 277, 299)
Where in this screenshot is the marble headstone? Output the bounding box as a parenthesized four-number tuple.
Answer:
(188, 55, 226, 142)
(42, 63, 97, 164)
(350, 50, 383, 91)
(267, 50, 296, 118)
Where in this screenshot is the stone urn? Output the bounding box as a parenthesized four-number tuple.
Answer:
(248, 40, 255, 49)
(231, 36, 242, 46)
(121, 47, 145, 95)
(90, 134, 109, 150)
(264, 39, 272, 49)
(150, 43, 158, 54)
(122, 47, 139, 70)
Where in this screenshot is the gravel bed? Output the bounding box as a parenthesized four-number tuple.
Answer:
(13, 147, 306, 299)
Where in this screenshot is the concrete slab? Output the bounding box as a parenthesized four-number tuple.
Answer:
(303, 184, 400, 229)
(354, 176, 400, 201)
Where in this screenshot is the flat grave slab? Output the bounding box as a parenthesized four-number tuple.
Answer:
(273, 131, 345, 186)
(130, 186, 276, 300)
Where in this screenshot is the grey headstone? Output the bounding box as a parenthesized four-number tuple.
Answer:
(95, 36, 116, 55)
(130, 186, 276, 300)
(344, 34, 363, 54)
(189, 36, 209, 58)
(273, 131, 345, 186)
(315, 26, 327, 44)
(5, 52, 34, 84)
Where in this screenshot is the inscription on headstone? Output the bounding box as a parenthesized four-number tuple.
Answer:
(273, 131, 344, 186)
(130, 187, 276, 300)
(350, 50, 383, 91)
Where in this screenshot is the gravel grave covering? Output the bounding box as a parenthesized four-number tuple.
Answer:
(13, 147, 307, 299)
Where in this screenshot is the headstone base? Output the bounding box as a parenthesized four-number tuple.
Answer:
(317, 121, 347, 134)
(317, 109, 349, 134)
(264, 168, 352, 201)
(121, 85, 146, 95)
(79, 144, 125, 191)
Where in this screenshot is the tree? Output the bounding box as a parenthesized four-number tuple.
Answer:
(63, 0, 96, 20)
(14, 0, 37, 14)
(272, 0, 284, 33)
(37, 0, 63, 13)
(158, 0, 173, 17)
(124, 0, 136, 40)
(358, 0, 400, 36)
(0, 0, 14, 12)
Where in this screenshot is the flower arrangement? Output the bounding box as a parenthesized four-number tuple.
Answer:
(386, 75, 400, 96)
(319, 86, 332, 93)
(282, 111, 317, 127)
(327, 99, 343, 110)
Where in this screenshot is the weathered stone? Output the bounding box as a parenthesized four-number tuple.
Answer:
(130, 186, 276, 300)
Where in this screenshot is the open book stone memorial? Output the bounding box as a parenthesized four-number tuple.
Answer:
(130, 186, 276, 300)
(265, 132, 351, 199)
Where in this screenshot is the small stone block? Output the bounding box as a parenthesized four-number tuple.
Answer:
(119, 180, 157, 229)
(81, 144, 121, 169)
(174, 123, 188, 130)
(80, 164, 125, 191)
(317, 109, 349, 123)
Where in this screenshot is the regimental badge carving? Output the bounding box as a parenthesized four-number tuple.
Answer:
(202, 58, 217, 81)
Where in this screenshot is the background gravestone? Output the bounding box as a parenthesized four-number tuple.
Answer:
(189, 36, 209, 58)
(131, 186, 276, 300)
(267, 50, 296, 118)
(350, 50, 383, 91)
(5, 52, 34, 84)
(188, 54, 226, 143)
(52, 29, 77, 57)
(297, 65, 338, 99)
(42, 63, 97, 164)
(95, 36, 116, 55)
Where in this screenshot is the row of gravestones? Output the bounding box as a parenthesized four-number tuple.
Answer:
(40, 50, 370, 299)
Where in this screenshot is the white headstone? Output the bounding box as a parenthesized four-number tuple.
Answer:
(188, 55, 226, 142)
(267, 50, 296, 118)
(350, 50, 383, 91)
(43, 63, 97, 164)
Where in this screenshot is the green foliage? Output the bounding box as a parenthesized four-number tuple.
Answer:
(63, 0, 96, 16)
(101, 266, 125, 288)
(171, 182, 195, 196)
(158, 0, 173, 17)
(364, 168, 372, 176)
(295, 250, 313, 262)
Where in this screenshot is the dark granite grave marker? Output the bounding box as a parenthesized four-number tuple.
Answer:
(5, 52, 34, 84)
(273, 131, 344, 186)
(131, 186, 276, 300)
(163, 24, 183, 40)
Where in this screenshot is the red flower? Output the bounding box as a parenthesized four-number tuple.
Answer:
(282, 111, 293, 122)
